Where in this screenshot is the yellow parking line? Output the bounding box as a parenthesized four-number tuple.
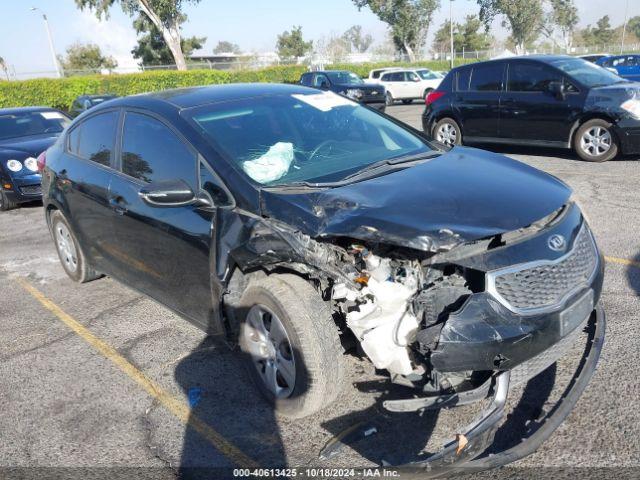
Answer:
(16, 278, 258, 468)
(605, 256, 640, 269)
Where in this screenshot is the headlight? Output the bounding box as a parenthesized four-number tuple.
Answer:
(345, 89, 363, 100)
(6, 159, 22, 172)
(621, 99, 640, 119)
(24, 157, 38, 172)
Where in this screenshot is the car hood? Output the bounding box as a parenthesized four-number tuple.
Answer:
(260, 147, 572, 252)
(0, 135, 59, 158)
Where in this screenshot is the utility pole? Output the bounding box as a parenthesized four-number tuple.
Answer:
(30, 7, 63, 78)
(620, 0, 630, 54)
(449, 0, 454, 70)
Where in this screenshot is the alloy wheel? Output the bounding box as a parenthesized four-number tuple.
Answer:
(55, 222, 78, 273)
(243, 304, 296, 398)
(436, 122, 458, 146)
(580, 126, 612, 157)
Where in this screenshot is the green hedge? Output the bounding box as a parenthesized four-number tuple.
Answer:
(0, 65, 309, 111)
(0, 60, 480, 112)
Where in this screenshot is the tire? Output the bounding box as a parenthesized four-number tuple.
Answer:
(0, 191, 17, 211)
(574, 119, 619, 162)
(385, 91, 394, 106)
(50, 210, 102, 283)
(238, 273, 345, 418)
(433, 117, 462, 147)
(423, 88, 433, 100)
(402, 99, 413, 105)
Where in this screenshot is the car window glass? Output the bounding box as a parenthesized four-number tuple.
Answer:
(391, 72, 404, 81)
(469, 63, 503, 91)
(200, 161, 232, 206)
(457, 69, 471, 91)
(121, 112, 196, 186)
(612, 57, 626, 66)
(627, 56, 638, 66)
(313, 74, 329, 87)
(67, 111, 118, 166)
(380, 73, 390, 81)
(300, 73, 312, 86)
(508, 63, 562, 92)
(372, 70, 382, 79)
(406, 72, 419, 81)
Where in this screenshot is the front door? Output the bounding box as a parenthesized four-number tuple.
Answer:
(500, 61, 577, 144)
(107, 111, 217, 328)
(453, 62, 504, 139)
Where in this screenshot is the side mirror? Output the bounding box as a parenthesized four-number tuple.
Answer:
(548, 81, 566, 100)
(139, 179, 198, 207)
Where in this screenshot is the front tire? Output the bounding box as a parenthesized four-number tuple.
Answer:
(0, 191, 17, 211)
(433, 117, 462, 147)
(238, 273, 345, 418)
(385, 91, 395, 106)
(402, 99, 412, 105)
(574, 119, 618, 162)
(50, 210, 101, 283)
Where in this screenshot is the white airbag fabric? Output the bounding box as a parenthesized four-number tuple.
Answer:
(242, 142, 294, 184)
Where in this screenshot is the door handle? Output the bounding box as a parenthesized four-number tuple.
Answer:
(109, 196, 128, 215)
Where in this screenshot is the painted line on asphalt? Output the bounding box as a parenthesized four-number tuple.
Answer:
(605, 256, 640, 269)
(16, 277, 258, 468)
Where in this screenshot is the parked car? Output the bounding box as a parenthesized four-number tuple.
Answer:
(372, 68, 442, 105)
(69, 94, 117, 117)
(299, 70, 386, 111)
(423, 55, 637, 162)
(42, 84, 604, 470)
(367, 66, 401, 81)
(596, 54, 640, 81)
(578, 53, 611, 63)
(0, 107, 70, 211)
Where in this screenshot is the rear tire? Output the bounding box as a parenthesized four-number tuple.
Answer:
(574, 119, 618, 162)
(385, 91, 395, 106)
(238, 273, 345, 418)
(402, 99, 413, 105)
(433, 117, 462, 147)
(50, 210, 102, 283)
(0, 191, 17, 211)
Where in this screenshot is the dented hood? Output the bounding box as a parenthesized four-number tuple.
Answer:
(260, 147, 571, 252)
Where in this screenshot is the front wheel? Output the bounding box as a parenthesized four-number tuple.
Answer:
(385, 91, 395, 106)
(574, 119, 619, 162)
(238, 273, 345, 418)
(0, 191, 17, 211)
(402, 99, 413, 105)
(433, 117, 462, 147)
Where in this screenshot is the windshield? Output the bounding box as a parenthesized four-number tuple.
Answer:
(417, 69, 438, 80)
(0, 110, 70, 141)
(551, 58, 625, 87)
(187, 92, 434, 186)
(326, 71, 363, 85)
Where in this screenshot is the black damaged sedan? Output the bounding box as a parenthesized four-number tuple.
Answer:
(41, 84, 604, 473)
(0, 107, 71, 211)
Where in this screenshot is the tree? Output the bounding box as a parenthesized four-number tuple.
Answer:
(74, 0, 202, 71)
(131, 15, 205, 65)
(477, 0, 543, 54)
(432, 15, 492, 54)
(276, 26, 313, 62)
(628, 16, 640, 41)
(542, 0, 579, 50)
(342, 25, 373, 53)
(353, 0, 440, 61)
(58, 42, 117, 73)
(213, 41, 241, 54)
(592, 15, 615, 45)
(432, 20, 463, 53)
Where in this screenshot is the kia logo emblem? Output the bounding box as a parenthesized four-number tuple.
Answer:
(548, 234, 567, 252)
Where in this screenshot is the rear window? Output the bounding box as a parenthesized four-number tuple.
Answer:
(469, 63, 503, 91)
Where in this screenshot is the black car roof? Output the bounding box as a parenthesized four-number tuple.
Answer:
(97, 83, 317, 110)
(454, 54, 584, 71)
(0, 106, 62, 115)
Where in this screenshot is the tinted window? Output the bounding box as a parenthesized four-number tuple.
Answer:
(469, 63, 503, 91)
(457, 68, 471, 91)
(508, 62, 562, 92)
(121, 112, 196, 185)
(326, 71, 363, 84)
(300, 73, 313, 86)
(313, 74, 329, 87)
(371, 70, 383, 79)
(406, 71, 419, 81)
(67, 111, 118, 166)
(388, 72, 404, 81)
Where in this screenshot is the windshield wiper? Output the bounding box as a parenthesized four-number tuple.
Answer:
(341, 151, 441, 182)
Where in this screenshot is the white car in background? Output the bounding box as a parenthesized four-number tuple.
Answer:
(366, 67, 402, 81)
(372, 68, 443, 105)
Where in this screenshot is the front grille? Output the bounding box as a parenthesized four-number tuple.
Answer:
(19, 184, 42, 196)
(488, 225, 598, 313)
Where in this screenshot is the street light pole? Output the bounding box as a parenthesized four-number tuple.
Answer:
(620, 0, 630, 54)
(449, 0, 454, 70)
(30, 7, 62, 78)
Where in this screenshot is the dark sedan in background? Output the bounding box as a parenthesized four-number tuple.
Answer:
(0, 107, 71, 210)
(69, 94, 117, 117)
(299, 70, 386, 111)
(423, 55, 639, 162)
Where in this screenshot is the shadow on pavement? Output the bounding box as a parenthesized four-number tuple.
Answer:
(625, 251, 640, 296)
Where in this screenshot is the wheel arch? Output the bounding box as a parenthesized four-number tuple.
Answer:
(568, 114, 620, 148)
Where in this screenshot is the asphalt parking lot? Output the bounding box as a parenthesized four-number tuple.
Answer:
(1, 103, 639, 477)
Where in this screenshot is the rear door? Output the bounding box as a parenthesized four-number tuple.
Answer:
(453, 62, 504, 139)
(107, 110, 219, 328)
(500, 61, 577, 144)
(62, 110, 121, 271)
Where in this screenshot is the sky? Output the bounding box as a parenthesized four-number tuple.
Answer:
(0, 0, 636, 77)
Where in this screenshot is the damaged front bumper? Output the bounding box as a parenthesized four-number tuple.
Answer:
(397, 303, 605, 477)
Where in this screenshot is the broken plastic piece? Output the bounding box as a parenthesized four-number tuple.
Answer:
(242, 142, 294, 184)
(455, 434, 468, 455)
(319, 422, 378, 460)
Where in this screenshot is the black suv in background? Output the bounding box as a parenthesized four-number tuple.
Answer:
(423, 55, 640, 162)
(300, 70, 386, 111)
